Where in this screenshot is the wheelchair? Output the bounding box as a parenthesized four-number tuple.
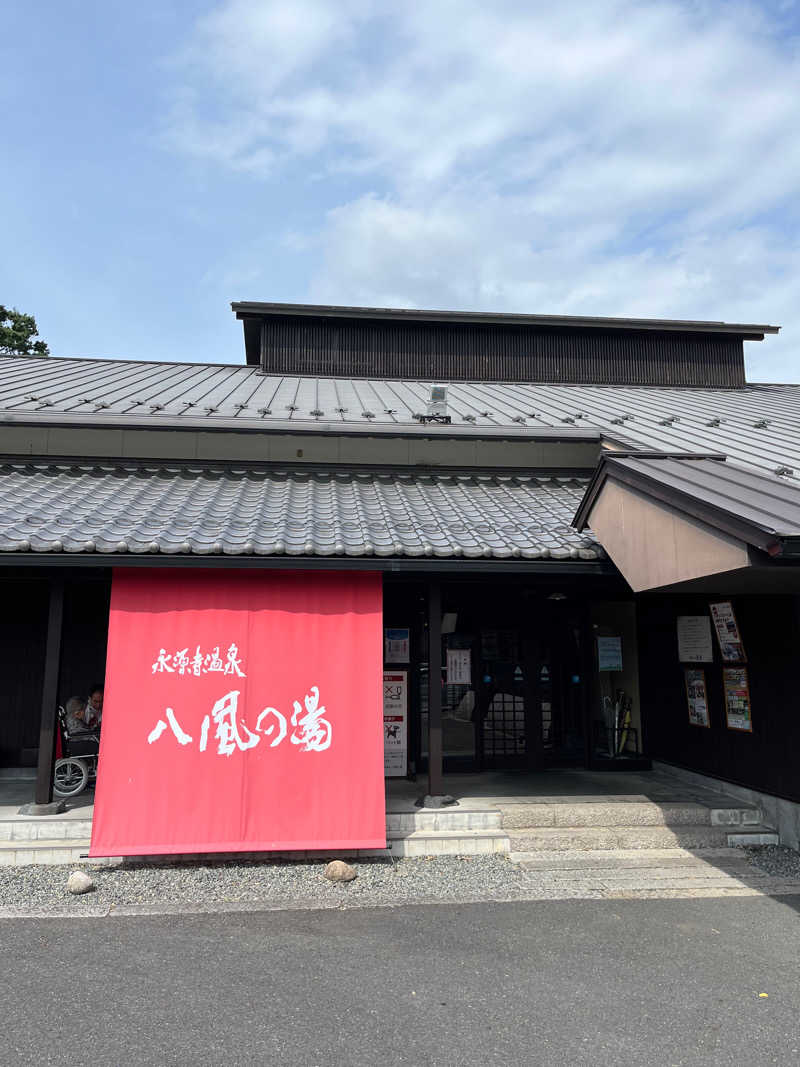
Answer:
(53, 706, 100, 798)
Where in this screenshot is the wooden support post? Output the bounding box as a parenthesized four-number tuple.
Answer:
(427, 578, 443, 797)
(580, 601, 595, 770)
(33, 578, 65, 808)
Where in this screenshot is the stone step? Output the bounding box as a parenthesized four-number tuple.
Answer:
(533, 868, 786, 886)
(507, 823, 777, 852)
(386, 829, 510, 858)
(499, 801, 762, 830)
(0, 819, 94, 843)
(0, 839, 98, 866)
(386, 809, 503, 832)
(727, 827, 780, 846)
(510, 847, 742, 868)
(508, 844, 799, 900)
(0, 830, 511, 865)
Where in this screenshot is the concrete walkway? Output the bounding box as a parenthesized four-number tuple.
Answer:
(0, 774, 93, 824)
(386, 765, 759, 806)
(2, 764, 765, 820)
(3, 765, 754, 824)
(513, 847, 800, 899)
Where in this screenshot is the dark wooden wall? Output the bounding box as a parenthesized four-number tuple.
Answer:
(260, 316, 746, 387)
(0, 576, 110, 766)
(638, 594, 800, 802)
(0, 578, 49, 765)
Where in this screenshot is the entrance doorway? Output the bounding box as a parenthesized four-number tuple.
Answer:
(399, 582, 592, 773)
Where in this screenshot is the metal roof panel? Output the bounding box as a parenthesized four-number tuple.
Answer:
(2, 357, 800, 478)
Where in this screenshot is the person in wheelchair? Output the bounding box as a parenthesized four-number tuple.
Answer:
(85, 683, 104, 728)
(55, 693, 102, 798)
(63, 695, 98, 737)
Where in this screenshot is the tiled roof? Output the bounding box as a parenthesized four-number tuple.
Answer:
(2, 357, 800, 480)
(0, 462, 601, 560)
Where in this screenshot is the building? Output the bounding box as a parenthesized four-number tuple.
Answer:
(2, 302, 799, 852)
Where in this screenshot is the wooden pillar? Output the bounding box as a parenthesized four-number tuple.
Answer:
(579, 601, 595, 770)
(34, 578, 65, 806)
(427, 578, 443, 797)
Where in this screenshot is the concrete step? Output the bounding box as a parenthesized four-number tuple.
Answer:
(510, 847, 749, 868)
(499, 801, 762, 830)
(0, 819, 94, 843)
(508, 845, 799, 900)
(386, 809, 502, 832)
(0, 838, 98, 866)
(386, 829, 510, 858)
(0, 830, 511, 864)
(727, 827, 780, 846)
(507, 823, 776, 852)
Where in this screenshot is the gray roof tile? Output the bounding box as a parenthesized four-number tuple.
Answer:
(0, 462, 601, 560)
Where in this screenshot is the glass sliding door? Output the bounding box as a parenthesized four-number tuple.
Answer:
(441, 632, 477, 765)
(479, 629, 528, 767)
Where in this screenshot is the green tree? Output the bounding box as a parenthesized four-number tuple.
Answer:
(0, 305, 50, 357)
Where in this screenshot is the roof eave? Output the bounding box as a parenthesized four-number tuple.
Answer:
(0, 410, 602, 443)
(0, 552, 616, 575)
(773, 537, 800, 559)
(231, 301, 780, 339)
(573, 454, 788, 552)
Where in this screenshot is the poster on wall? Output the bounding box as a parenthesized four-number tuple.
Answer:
(384, 628, 410, 664)
(710, 602, 746, 662)
(723, 667, 753, 732)
(684, 668, 711, 728)
(90, 569, 385, 857)
(383, 671, 407, 777)
(677, 616, 713, 663)
(597, 636, 623, 672)
(446, 648, 471, 685)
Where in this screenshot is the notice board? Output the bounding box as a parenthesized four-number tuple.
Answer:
(383, 670, 408, 777)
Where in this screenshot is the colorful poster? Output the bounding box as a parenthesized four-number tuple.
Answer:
(597, 636, 623, 672)
(710, 602, 746, 662)
(684, 668, 711, 728)
(723, 667, 753, 732)
(677, 616, 713, 663)
(384, 628, 410, 663)
(446, 648, 471, 685)
(383, 671, 408, 777)
(90, 569, 385, 857)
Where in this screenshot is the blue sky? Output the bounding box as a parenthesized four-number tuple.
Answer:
(2, 0, 799, 380)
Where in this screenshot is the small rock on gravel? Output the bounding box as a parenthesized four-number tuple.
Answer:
(66, 870, 95, 895)
(323, 860, 356, 883)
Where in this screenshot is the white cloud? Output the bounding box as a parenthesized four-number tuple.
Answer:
(166, 0, 800, 379)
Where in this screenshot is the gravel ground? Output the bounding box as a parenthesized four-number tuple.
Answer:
(3, 846, 798, 916)
(0, 855, 527, 913)
(744, 844, 800, 878)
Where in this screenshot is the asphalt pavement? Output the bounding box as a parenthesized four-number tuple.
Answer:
(2, 895, 800, 1066)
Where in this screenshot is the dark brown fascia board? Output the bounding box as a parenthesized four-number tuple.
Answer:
(0, 553, 615, 575)
(0, 410, 601, 443)
(573, 453, 791, 555)
(593, 450, 729, 461)
(0, 454, 598, 480)
(231, 301, 780, 339)
(572, 460, 614, 531)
